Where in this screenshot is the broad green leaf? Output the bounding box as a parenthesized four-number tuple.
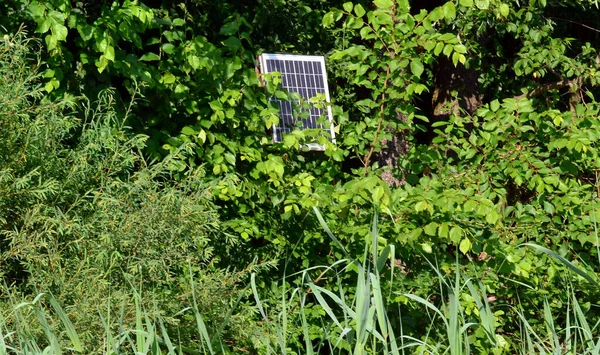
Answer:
(224, 153, 236, 165)
(499, 3, 510, 17)
(452, 52, 460, 66)
(490, 99, 500, 112)
(343, 2, 354, 12)
(37, 18, 51, 33)
(181, 126, 196, 135)
(51, 23, 68, 41)
(198, 130, 207, 144)
(486, 210, 500, 224)
(475, 0, 489, 9)
(374, 0, 394, 9)
(459, 238, 472, 254)
(421, 243, 433, 253)
(424, 222, 438, 236)
(220, 21, 238, 35)
(172, 18, 185, 26)
(410, 59, 424, 77)
(162, 72, 176, 84)
(28, 1, 46, 18)
(443, 1, 456, 19)
(139, 52, 160, 61)
(322, 12, 335, 27)
(434, 42, 444, 56)
(354, 4, 366, 17)
(449, 226, 463, 243)
(209, 100, 223, 110)
(283, 134, 295, 148)
(45, 34, 58, 50)
(48, 10, 66, 23)
(174, 84, 188, 93)
(372, 186, 384, 203)
(77, 24, 93, 41)
(415, 201, 428, 212)
(188, 55, 201, 69)
(162, 43, 176, 54)
(459, 0, 474, 6)
(96, 55, 109, 73)
(104, 45, 115, 61)
(438, 222, 449, 238)
(332, 149, 344, 161)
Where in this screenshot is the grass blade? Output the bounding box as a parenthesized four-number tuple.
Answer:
(521, 243, 598, 286)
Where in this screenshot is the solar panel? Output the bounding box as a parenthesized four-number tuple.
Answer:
(258, 53, 335, 151)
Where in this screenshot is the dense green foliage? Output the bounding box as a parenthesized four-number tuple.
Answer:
(3, 0, 600, 353)
(0, 31, 265, 351)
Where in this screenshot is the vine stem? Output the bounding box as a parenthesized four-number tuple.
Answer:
(362, 65, 390, 175)
(362, 1, 396, 176)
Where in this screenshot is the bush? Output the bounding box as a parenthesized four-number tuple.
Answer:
(0, 30, 262, 353)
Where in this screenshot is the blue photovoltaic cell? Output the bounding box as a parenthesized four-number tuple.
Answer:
(260, 54, 333, 145)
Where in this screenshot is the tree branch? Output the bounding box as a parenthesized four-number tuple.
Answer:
(513, 78, 574, 100)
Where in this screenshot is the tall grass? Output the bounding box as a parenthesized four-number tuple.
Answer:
(2, 210, 600, 354)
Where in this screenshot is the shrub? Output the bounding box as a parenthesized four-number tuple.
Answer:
(0, 30, 262, 353)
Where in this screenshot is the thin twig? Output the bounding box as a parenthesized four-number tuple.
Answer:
(549, 17, 600, 34)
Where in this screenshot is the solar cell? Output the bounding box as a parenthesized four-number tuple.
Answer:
(258, 53, 335, 150)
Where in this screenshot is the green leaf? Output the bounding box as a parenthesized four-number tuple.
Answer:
(443, 2, 456, 19)
(182, 126, 196, 135)
(96, 55, 109, 73)
(449, 226, 463, 243)
(188, 55, 201, 69)
(224, 153, 236, 165)
(220, 22, 238, 35)
(51, 23, 68, 41)
(174, 84, 188, 93)
(172, 18, 185, 26)
(374, 0, 394, 9)
(28, 1, 46, 18)
(452, 52, 460, 66)
(354, 4, 366, 17)
(490, 99, 500, 112)
(322, 12, 335, 27)
(162, 72, 176, 84)
(475, 0, 489, 9)
(37, 18, 51, 33)
(421, 243, 433, 254)
(424, 222, 438, 236)
(209, 100, 223, 111)
(434, 42, 444, 56)
(372, 186, 384, 203)
(332, 149, 344, 162)
(410, 59, 424, 77)
(438, 222, 449, 238)
(499, 3, 510, 17)
(77, 24, 93, 41)
(415, 201, 428, 212)
(486, 209, 500, 224)
(162, 43, 176, 54)
(459, 0, 474, 6)
(198, 130, 207, 144)
(283, 134, 296, 148)
(139, 52, 160, 61)
(104, 45, 115, 61)
(343, 2, 354, 12)
(45, 34, 58, 50)
(459, 238, 472, 254)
